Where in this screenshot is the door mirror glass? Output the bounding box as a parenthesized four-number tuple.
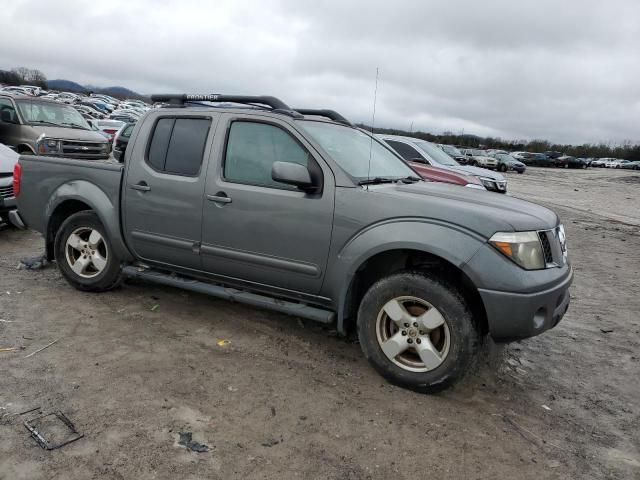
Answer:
(271, 161, 315, 191)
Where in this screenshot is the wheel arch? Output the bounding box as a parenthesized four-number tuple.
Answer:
(326, 220, 488, 336)
(44, 181, 132, 262)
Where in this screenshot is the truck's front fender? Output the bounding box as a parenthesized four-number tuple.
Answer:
(45, 180, 133, 261)
(323, 218, 487, 334)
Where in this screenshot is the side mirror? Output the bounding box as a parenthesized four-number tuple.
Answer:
(410, 157, 427, 164)
(271, 161, 316, 191)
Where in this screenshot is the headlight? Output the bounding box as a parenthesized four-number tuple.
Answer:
(479, 177, 496, 190)
(465, 183, 486, 190)
(489, 231, 545, 270)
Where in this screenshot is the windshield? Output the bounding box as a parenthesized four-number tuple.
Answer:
(413, 140, 460, 166)
(16, 100, 89, 129)
(300, 122, 416, 180)
(441, 144, 462, 156)
(470, 149, 487, 156)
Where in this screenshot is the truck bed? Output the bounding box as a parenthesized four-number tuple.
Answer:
(16, 155, 123, 235)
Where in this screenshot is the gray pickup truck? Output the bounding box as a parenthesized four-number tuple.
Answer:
(11, 94, 573, 392)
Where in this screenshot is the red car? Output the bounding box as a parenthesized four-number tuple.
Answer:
(409, 161, 486, 190)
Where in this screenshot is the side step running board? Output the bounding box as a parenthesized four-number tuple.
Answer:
(122, 266, 335, 324)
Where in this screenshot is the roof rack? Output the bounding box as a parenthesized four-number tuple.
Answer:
(294, 109, 354, 126)
(149, 94, 303, 118)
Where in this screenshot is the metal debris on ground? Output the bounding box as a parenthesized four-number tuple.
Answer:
(0, 319, 14, 323)
(18, 255, 49, 270)
(24, 339, 59, 358)
(0, 347, 17, 353)
(178, 432, 209, 453)
(150, 304, 159, 311)
(216, 339, 231, 347)
(24, 411, 84, 450)
(600, 327, 614, 333)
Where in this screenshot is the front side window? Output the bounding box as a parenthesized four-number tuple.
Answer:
(147, 117, 211, 176)
(301, 122, 415, 180)
(224, 121, 310, 189)
(384, 140, 427, 163)
(0, 98, 17, 123)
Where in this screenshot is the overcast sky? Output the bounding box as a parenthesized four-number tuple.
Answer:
(2, 0, 639, 144)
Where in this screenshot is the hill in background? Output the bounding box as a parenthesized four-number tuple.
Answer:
(48, 79, 147, 100)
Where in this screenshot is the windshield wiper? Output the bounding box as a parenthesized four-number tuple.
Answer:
(60, 122, 89, 130)
(29, 120, 62, 127)
(357, 177, 398, 186)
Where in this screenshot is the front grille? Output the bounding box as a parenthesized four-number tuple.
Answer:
(0, 184, 13, 199)
(60, 140, 108, 159)
(539, 231, 554, 264)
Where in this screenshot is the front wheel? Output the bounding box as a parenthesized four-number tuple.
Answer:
(357, 272, 480, 392)
(498, 164, 507, 172)
(54, 211, 122, 292)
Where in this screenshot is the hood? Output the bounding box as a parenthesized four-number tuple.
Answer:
(367, 181, 558, 236)
(0, 143, 19, 173)
(29, 125, 109, 143)
(509, 159, 525, 167)
(446, 164, 505, 181)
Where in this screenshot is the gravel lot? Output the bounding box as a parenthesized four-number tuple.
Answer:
(1, 167, 638, 480)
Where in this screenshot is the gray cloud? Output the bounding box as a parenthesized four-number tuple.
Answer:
(1, 0, 639, 144)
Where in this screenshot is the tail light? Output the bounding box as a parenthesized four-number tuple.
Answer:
(13, 162, 21, 197)
(104, 129, 118, 135)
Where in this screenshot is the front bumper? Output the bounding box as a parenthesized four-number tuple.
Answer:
(478, 266, 573, 341)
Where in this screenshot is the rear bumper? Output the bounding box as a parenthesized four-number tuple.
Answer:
(479, 266, 573, 341)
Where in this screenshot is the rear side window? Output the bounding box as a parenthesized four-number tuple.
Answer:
(147, 117, 211, 176)
(385, 140, 425, 162)
(224, 121, 309, 189)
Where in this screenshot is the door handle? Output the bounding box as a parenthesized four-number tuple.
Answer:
(131, 181, 151, 192)
(207, 193, 232, 204)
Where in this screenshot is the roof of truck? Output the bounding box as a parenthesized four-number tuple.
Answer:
(150, 94, 355, 127)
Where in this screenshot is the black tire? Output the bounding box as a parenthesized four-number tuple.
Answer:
(357, 271, 480, 393)
(517, 170, 524, 174)
(498, 164, 507, 173)
(54, 211, 122, 292)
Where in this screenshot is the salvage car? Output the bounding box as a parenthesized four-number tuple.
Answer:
(11, 94, 572, 393)
(554, 156, 588, 169)
(0, 94, 110, 158)
(0, 142, 18, 224)
(460, 149, 498, 169)
(620, 160, 640, 170)
(112, 123, 135, 162)
(491, 153, 526, 173)
(438, 144, 469, 164)
(380, 135, 508, 193)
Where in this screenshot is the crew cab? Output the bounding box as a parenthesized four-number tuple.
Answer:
(0, 94, 110, 159)
(11, 94, 573, 392)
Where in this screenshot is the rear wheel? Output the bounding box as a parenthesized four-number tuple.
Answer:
(357, 272, 480, 392)
(54, 211, 122, 292)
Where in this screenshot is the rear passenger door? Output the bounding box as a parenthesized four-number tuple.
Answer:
(123, 113, 219, 270)
(200, 114, 335, 295)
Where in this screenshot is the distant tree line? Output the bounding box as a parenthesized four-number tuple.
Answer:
(0, 67, 48, 88)
(362, 126, 640, 161)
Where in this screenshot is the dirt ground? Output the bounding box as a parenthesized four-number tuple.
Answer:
(1, 167, 639, 480)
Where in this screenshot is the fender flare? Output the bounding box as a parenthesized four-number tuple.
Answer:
(324, 218, 487, 334)
(44, 180, 133, 261)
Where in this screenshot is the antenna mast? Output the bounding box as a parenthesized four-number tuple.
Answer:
(366, 68, 380, 190)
